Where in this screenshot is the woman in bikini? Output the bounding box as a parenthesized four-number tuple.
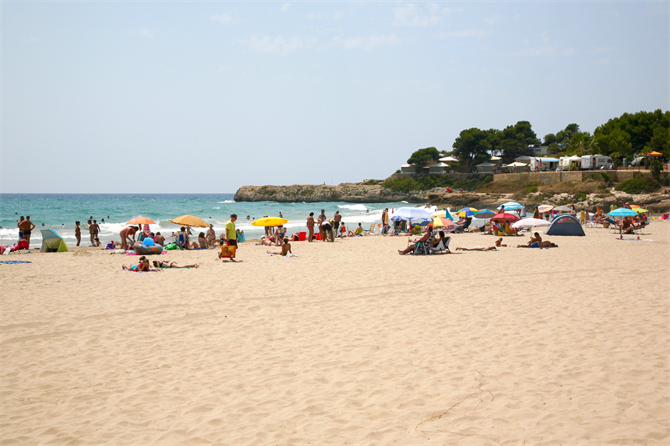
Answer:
(75, 221, 82, 246)
(152, 260, 200, 269)
(122, 256, 161, 272)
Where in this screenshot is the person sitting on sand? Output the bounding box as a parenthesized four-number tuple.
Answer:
(122, 256, 161, 272)
(152, 260, 200, 269)
(347, 223, 365, 237)
(518, 232, 542, 248)
(155, 232, 165, 246)
(398, 229, 433, 255)
(494, 237, 506, 247)
(197, 232, 208, 248)
(267, 238, 292, 256)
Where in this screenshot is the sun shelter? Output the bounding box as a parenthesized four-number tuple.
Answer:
(40, 229, 69, 252)
(545, 215, 585, 236)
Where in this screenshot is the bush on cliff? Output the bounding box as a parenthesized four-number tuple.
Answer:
(615, 178, 661, 194)
(382, 174, 493, 193)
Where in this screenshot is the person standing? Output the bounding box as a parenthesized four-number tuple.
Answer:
(119, 226, 138, 250)
(333, 211, 342, 237)
(206, 224, 216, 248)
(306, 212, 315, 242)
(89, 220, 100, 246)
(223, 214, 238, 259)
(75, 221, 82, 246)
(17, 216, 25, 242)
(317, 209, 326, 241)
(19, 216, 36, 245)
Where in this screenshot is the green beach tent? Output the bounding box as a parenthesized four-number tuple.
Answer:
(40, 229, 69, 253)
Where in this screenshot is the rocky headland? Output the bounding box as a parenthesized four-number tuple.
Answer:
(234, 183, 670, 212)
(233, 183, 426, 203)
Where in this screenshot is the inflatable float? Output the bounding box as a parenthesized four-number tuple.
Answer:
(133, 242, 164, 255)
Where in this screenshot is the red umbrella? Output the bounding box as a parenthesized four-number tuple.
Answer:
(490, 213, 521, 223)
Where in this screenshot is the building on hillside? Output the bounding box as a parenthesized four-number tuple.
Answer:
(429, 162, 450, 175)
(400, 164, 417, 175)
(531, 146, 549, 156)
(476, 162, 496, 174)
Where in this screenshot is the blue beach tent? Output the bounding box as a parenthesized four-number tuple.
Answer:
(40, 229, 69, 252)
(545, 215, 585, 236)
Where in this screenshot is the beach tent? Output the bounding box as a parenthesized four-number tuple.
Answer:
(40, 229, 69, 252)
(545, 215, 585, 236)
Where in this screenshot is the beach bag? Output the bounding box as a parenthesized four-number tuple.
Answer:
(164, 243, 178, 250)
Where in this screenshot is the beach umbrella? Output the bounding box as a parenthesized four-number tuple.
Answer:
(456, 207, 477, 217)
(646, 151, 663, 157)
(170, 215, 209, 228)
(474, 209, 496, 218)
(634, 208, 649, 213)
(553, 205, 572, 212)
(498, 201, 524, 210)
(511, 218, 551, 229)
(126, 216, 156, 225)
(252, 216, 289, 227)
(431, 210, 446, 218)
(490, 213, 521, 223)
(40, 229, 69, 253)
(629, 205, 640, 209)
(608, 208, 638, 217)
(538, 204, 554, 213)
(433, 217, 456, 228)
(390, 207, 433, 222)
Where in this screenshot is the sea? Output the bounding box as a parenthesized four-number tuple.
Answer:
(0, 194, 428, 248)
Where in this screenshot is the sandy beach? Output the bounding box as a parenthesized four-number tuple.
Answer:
(1, 222, 669, 445)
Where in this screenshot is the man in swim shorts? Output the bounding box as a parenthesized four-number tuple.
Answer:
(19, 216, 36, 245)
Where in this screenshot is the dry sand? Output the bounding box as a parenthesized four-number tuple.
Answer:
(1, 222, 669, 445)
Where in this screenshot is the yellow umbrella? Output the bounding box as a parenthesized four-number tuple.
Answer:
(634, 208, 648, 213)
(431, 210, 446, 218)
(170, 215, 209, 228)
(252, 216, 289, 227)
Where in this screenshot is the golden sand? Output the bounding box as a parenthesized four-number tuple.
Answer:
(1, 222, 669, 445)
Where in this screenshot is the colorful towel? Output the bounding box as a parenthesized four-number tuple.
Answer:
(0, 260, 31, 264)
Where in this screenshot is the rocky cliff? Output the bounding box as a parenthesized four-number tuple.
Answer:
(233, 183, 426, 203)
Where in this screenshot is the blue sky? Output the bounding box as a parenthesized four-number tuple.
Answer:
(2, 1, 668, 193)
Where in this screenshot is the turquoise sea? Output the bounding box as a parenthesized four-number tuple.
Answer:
(0, 194, 419, 247)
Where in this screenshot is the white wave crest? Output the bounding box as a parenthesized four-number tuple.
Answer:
(338, 204, 367, 211)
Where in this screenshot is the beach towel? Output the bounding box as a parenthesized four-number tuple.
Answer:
(266, 253, 298, 257)
(616, 238, 654, 242)
(0, 260, 32, 264)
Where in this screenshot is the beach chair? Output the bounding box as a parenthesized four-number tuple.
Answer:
(176, 232, 188, 249)
(429, 236, 451, 254)
(413, 241, 430, 255)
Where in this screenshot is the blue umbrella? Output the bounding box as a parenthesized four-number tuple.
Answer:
(498, 201, 524, 210)
(608, 208, 638, 217)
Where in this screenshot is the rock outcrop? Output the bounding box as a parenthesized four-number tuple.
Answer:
(233, 183, 426, 203)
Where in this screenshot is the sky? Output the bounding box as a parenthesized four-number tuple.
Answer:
(2, 0, 668, 194)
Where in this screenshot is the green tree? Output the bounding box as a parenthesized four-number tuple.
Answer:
(451, 128, 492, 171)
(594, 109, 669, 159)
(407, 147, 440, 171)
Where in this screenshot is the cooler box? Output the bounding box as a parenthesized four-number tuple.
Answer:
(316, 233, 322, 240)
(298, 232, 306, 241)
